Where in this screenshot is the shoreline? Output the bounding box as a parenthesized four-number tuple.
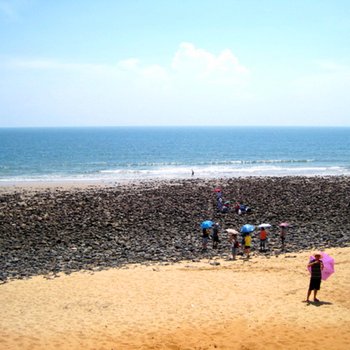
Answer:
(1, 173, 350, 191)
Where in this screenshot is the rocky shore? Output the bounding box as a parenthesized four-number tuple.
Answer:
(1, 176, 350, 282)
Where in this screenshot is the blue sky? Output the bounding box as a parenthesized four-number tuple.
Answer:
(0, 0, 349, 127)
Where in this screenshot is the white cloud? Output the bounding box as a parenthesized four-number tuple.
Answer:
(9, 59, 66, 70)
(0, 43, 253, 125)
(6, 42, 250, 86)
(171, 42, 249, 84)
(8, 58, 107, 72)
(116, 59, 168, 82)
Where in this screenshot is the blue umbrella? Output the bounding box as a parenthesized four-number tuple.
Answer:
(240, 224, 255, 233)
(201, 220, 214, 229)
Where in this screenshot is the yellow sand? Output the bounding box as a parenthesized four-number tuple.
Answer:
(1, 247, 349, 350)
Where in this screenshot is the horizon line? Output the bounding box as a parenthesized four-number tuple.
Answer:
(0, 125, 350, 129)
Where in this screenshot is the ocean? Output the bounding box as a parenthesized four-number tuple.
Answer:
(0, 126, 349, 183)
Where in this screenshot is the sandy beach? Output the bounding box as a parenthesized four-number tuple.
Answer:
(0, 247, 349, 350)
(1, 177, 350, 349)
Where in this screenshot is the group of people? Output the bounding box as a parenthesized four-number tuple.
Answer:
(201, 223, 220, 251)
(203, 227, 328, 303)
(212, 188, 328, 303)
(201, 223, 288, 259)
(234, 201, 252, 215)
(229, 226, 287, 259)
(215, 189, 252, 215)
(210, 188, 288, 257)
(202, 226, 326, 303)
(202, 188, 328, 303)
(215, 190, 230, 213)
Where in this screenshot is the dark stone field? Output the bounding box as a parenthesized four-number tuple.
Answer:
(1, 176, 349, 281)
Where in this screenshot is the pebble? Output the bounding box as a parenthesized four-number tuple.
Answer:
(0, 176, 349, 281)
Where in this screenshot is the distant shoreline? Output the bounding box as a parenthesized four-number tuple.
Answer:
(1, 174, 350, 191)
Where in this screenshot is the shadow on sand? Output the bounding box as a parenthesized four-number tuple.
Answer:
(303, 300, 333, 307)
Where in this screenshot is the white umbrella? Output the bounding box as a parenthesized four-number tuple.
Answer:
(226, 228, 239, 234)
(258, 223, 271, 229)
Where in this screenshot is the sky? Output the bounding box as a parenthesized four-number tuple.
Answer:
(0, 0, 349, 127)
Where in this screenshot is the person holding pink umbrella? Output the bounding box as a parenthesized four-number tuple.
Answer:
(305, 253, 324, 303)
(305, 251, 335, 303)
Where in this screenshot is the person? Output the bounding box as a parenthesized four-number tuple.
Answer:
(305, 253, 324, 303)
(229, 232, 240, 260)
(259, 227, 268, 251)
(202, 228, 210, 251)
(234, 201, 241, 214)
(217, 197, 223, 212)
(221, 203, 229, 213)
(241, 204, 252, 214)
(237, 203, 252, 215)
(216, 190, 222, 200)
(221, 201, 230, 213)
(280, 226, 287, 250)
(191, 169, 194, 176)
(244, 234, 252, 258)
(212, 223, 220, 249)
(241, 232, 246, 249)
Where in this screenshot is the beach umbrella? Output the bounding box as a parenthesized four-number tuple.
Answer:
(201, 220, 214, 229)
(279, 222, 290, 227)
(227, 228, 239, 235)
(258, 223, 271, 229)
(240, 224, 255, 233)
(320, 253, 335, 280)
(308, 252, 335, 281)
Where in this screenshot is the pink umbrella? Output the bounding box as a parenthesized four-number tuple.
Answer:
(279, 222, 290, 227)
(307, 252, 335, 281)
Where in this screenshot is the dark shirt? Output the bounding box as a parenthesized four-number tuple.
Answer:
(310, 259, 322, 279)
(202, 228, 209, 238)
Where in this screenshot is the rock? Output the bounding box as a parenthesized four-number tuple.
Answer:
(0, 176, 349, 281)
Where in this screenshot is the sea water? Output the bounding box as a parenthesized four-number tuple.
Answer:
(0, 126, 349, 183)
